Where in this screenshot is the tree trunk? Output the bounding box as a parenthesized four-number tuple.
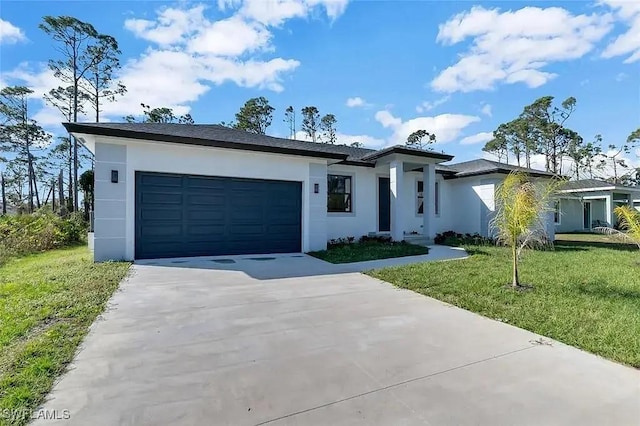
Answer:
(512, 244, 520, 288)
(68, 139, 73, 213)
(58, 171, 66, 216)
(1, 173, 6, 215)
(31, 161, 41, 209)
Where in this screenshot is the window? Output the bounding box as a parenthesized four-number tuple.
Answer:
(327, 175, 352, 212)
(417, 180, 440, 215)
(417, 180, 424, 214)
(554, 200, 561, 224)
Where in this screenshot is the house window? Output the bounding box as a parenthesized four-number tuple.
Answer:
(435, 181, 440, 216)
(327, 175, 352, 212)
(417, 180, 424, 214)
(554, 200, 561, 224)
(417, 180, 440, 215)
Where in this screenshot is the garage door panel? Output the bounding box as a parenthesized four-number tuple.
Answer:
(139, 224, 183, 238)
(135, 172, 301, 259)
(187, 210, 225, 221)
(140, 209, 183, 221)
(141, 192, 183, 204)
(139, 174, 182, 187)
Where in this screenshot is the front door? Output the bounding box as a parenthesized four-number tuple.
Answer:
(583, 201, 591, 229)
(378, 177, 391, 232)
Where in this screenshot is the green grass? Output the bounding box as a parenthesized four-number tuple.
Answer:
(555, 232, 635, 246)
(369, 242, 640, 367)
(309, 241, 429, 264)
(0, 246, 130, 425)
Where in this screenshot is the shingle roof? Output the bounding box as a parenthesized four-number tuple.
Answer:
(64, 123, 554, 179)
(64, 122, 453, 163)
(560, 179, 640, 191)
(440, 159, 557, 179)
(65, 122, 350, 160)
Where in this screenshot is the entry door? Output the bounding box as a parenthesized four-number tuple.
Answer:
(583, 201, 591, 229)
(378, 177, 391, 232)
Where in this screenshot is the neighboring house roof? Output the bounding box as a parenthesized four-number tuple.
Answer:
(438, 159, 557, 179)
(558, 179, 640, 193)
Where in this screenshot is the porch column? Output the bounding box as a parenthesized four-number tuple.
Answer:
(628, 193, 634, 208)
(422, 164, 435, 239)
(605, 194, 613, 227)
(390, 160, 404, 241)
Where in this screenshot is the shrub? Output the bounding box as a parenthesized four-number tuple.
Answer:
(434, 230, 495, 246)
(358, 234, 392, 244)
(0, 210, 87, 263)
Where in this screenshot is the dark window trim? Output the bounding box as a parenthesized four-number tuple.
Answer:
(328, 174, 353, 213)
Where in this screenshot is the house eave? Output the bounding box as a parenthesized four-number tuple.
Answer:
(64, 122, 349, 161)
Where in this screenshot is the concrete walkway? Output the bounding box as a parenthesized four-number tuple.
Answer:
(36, 252, 639, 425)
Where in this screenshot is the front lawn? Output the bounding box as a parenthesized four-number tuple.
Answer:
(369, 242, 640, 367)
(0, 246, 130, 425)
(309, 241, 429, 264)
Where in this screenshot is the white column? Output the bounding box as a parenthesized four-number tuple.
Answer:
(605, 194, 613, 227)
(390, 160, 404, 241)
(422, 164, 435, 239)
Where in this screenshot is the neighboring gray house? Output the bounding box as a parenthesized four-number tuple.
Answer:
(64, 122, 556, 261)
(555, 179, 640, 232)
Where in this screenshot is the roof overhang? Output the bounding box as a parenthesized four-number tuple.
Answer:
(361, 146, 454, 162)
(558, 186, 640, 194)
(443, 169, 556, 180)
(64, 122, 348, 161)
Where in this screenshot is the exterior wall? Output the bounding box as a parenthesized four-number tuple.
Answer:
(324, 167, 501, 240)
(92, 137, 327, 261)
(556, 198, 584, 232)
(93, 143, 127, 261)
(326, 164, 380, 240)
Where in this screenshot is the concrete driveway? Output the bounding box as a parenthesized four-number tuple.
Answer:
(38, 253, 639, 425)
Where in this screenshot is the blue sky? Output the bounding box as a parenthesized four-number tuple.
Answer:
(0, 0, 638, 169)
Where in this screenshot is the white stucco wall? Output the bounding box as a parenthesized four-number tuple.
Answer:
(88, 136, 329, 261)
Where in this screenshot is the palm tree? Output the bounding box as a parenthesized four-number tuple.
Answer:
(491, 172, 558, 288)
(595, 206, 640, 249)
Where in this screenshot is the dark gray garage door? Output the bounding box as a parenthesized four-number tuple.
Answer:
(135, 172, 302, 259)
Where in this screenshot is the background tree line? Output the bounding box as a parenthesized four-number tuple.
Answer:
(1, 15, 127, 216)
(482, 95, 639, 186)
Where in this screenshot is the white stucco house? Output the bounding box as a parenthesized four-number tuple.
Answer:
(555, 179, 640, 232)
(65, 123, 557, 261)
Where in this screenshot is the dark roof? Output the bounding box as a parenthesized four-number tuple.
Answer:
(360, 145, 454, 162)
(64, 122, 454, 165)
(560, 179, 640, 191)
(65, 122, 349, 160)
(440, 159, 557, 179)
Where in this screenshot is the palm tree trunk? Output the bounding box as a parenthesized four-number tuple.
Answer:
(512, 244, 520, 288)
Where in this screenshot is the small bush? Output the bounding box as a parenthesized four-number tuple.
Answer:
(0, 210, 87, 263)
(434, 230, 495, 246)
(358, 234, 392, 244)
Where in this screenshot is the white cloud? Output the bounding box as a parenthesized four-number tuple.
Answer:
(124, 5, 208, 47)
(5, 1, 348, 124)
(415, 95, 450, 113)
(601, 0, 640, 63)
(375, 110, 480, 145)
(188, 16, 272, 56)
(346, 96, 369, 108)
(616, 72, 628, 81)
(223, 0, 349, 26)
(460, 131, 493, 146)
(0, 18, 26, 44)
(480, 103, 492, 117)
(432, 6, 614, 93)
